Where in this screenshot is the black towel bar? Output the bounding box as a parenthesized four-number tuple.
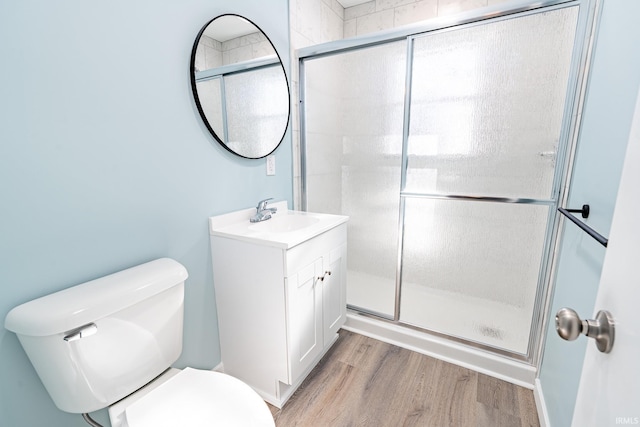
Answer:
(558, 205, 608, 247)
(564, 204, 590, 218)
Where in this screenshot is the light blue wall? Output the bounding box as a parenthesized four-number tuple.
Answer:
(0, 1, 291, 426)
(539, 1, 640, 425)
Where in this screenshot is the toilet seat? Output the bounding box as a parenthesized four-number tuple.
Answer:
(110, 367, 275, 427)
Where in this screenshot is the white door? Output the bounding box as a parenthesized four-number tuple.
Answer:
(571, 88, 640, 425)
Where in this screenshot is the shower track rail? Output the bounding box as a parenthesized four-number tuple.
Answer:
(401, 192, 556, 206)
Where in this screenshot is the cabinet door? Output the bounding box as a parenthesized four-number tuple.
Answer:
(286, 258, 323, 382)
(322, 244, 347, 347)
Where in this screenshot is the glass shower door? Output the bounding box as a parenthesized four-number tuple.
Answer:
(400, 7, 580, 354)
(224, 65, 289, 156)
(304, 41, 407, 317)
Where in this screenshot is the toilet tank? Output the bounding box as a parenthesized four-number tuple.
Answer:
(4, 258, 188, 414)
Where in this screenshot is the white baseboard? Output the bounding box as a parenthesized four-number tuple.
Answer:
(343, 311, 536, 389)
(534, 378, 551, 427)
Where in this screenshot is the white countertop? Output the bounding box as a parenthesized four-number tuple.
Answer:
(209, 201, 348, 249)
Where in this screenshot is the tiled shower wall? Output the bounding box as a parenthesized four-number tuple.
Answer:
(194, 36, 223, 72)
(344, 0, 512, 37)
(194, 32, 274, 72)
(289, 0, 511, 208)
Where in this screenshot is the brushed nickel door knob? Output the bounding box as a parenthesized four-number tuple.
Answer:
(555, 307, 615, 353)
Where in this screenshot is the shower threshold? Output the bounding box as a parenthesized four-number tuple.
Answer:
(342, 309, 536, 389)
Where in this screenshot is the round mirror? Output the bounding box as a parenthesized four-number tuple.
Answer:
(190, 15, 290, 159)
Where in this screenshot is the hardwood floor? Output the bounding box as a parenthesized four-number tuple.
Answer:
(269, 330, 539, 427)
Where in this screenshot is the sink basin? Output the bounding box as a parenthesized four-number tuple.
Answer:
(209, 201, 348, 249)
(249, 214, 320, 233)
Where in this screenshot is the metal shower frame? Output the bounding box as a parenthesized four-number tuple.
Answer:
(298, 0, 599, 365)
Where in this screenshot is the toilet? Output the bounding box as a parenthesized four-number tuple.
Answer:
(4, 258, 275, 427)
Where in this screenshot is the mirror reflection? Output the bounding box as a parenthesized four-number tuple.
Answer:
(191, 15, 290, 159)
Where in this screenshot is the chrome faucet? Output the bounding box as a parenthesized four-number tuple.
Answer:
(250, 198, 277, 223)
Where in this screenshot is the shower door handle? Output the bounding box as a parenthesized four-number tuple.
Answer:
(555, 307, 615, 353)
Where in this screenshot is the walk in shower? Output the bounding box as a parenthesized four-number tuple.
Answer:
(300, 0, 595, 361)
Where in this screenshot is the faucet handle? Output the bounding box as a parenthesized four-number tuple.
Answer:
(256, 198, 273, 211)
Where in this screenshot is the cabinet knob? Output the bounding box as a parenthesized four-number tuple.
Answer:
(318, 271, 332, 281)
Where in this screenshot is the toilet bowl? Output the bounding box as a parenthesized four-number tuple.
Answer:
(109, 368, 274, 427)
(4, 258, 274, 427)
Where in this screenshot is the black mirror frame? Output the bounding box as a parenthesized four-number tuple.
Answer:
(189, 14, 291, 160)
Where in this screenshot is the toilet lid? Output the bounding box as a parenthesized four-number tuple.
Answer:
(124, 368, 275, 427)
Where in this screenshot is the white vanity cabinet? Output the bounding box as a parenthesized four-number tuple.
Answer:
(209, 203, 347, 408)
(284, 229, 346, 383)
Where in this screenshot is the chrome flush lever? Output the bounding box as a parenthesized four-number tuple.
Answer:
(63, 323, 98, 342)
(555, 308, 614, 353)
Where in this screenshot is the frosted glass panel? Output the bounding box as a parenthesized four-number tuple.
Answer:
(224, 65, 289, 157)
(400, 198, 549, 353)
(406, 7, 579, 199)
(302, 3, 583, 356)
(196, 78, 225, 140)
(305, 42, 407, 317)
